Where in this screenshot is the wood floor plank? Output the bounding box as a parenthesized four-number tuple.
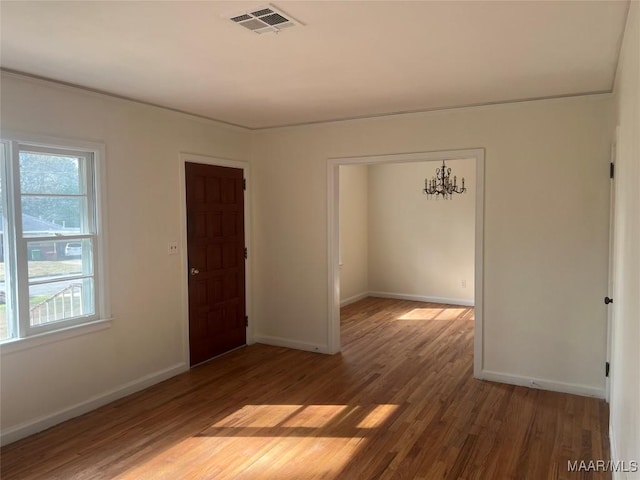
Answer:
(0, 298, 610, 479)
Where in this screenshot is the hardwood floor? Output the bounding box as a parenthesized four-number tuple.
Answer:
(1, 298, 610, 479)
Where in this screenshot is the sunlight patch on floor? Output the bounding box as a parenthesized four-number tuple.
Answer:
(117, 404, 399, 479)
(397, 307, 468, 321)
(207, 404, 357, 429)
(280, 404, 348, 428)
(356, 404, 399, 428)
(229, 437, 365, 480)
(211, 404, 304, 428)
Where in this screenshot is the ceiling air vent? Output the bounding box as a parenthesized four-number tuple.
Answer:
(229, 4, 301, 34)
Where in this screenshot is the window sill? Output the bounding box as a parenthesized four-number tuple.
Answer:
(0, 317, 113, 355)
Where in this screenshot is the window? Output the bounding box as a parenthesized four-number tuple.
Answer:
(0, 136, 107, 343)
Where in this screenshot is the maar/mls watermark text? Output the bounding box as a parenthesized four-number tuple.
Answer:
(568, 460, 639, 473)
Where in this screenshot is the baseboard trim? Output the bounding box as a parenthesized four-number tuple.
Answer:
(254, 334, 330, 355)
(480, 369, 605, 399)
(369, 291, 474, 307)
(1, 362, 188, 446)
(340, 292, 369, 307)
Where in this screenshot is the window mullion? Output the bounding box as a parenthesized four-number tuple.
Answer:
(23, 234, 94, 243)
(16, 238, 31, 335)
(80, 155, 91, 233)
(1, 142, 16, 340)
(82, 156, 96, 315)
(29, 273, 94, 287)
(86, 233, 97, 315)
(9, 141, 30, 337)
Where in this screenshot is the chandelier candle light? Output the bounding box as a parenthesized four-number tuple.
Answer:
(423, 160, 467, 199)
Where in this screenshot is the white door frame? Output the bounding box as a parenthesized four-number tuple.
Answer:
(605, 128, 619, 403)
(178, 152, 253, 367)
(327, 148, 485, 378)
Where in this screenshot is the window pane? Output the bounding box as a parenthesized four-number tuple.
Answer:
(29, 278, 94, 327)
(19, 152, 82, 195)
(27, 238, 93, 280)
(21, 196, 88, 236)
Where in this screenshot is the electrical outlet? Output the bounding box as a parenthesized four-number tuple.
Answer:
(168, 241, 178, 255)
(461, 279, 466, 288)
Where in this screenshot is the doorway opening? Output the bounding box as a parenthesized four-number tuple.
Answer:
(327, 149, 485, 377)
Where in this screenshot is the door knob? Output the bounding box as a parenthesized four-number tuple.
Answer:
(604, 296, 613, 305)
(190, 268, 200, 276)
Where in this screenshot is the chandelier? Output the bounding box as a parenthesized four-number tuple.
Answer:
(423, 160, 466, 199)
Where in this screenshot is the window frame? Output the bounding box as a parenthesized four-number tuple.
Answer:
(0, 132, 110, 346)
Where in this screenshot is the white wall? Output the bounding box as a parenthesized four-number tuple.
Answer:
(610, 2, 640, 477)
(251, 94, 613, 395)
(0, 66, 621, 447)
(0, 73, 250, 443)
(339, 165, 368, 304)
(368, 159, 475, 305)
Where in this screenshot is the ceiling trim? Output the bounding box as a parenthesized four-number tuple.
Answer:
(610, 0, 632, 91)
(258, 91, 614, 130)
(0, 68, 250, 132)
(1, 68, 613, 131)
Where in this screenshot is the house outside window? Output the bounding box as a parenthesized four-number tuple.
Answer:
(0, 135, 108, 343)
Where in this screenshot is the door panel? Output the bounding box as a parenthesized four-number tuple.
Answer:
(186, 162, 245, 366)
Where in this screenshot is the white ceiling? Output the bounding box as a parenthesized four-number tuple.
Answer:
(0, 1, 629, 129)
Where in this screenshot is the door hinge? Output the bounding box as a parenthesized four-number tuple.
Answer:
(243, 178, 247, 190)
(245, 315, 248, 327)
(244, 247, 248, 259)
(610, 162, 615, 179)
(605, 362, 610, 377)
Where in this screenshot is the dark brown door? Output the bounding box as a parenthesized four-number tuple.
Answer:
(185, 162, 246, 366)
